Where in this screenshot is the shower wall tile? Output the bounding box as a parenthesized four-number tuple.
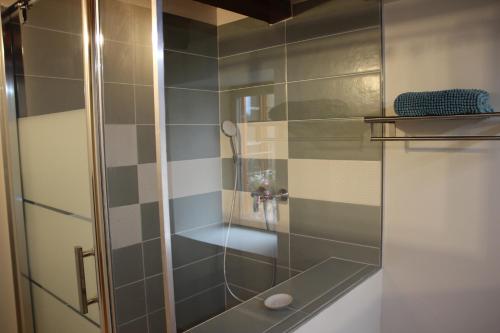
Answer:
(134, 45, 153, 85)
(135, 85, 155, 124)
(115, 281, 147, 324)
(164, 50, 218, 91)
(171, 234, 221, 268)
(286, 0, 380, 43)
(118, 317, 148, 333)
(141, 202, 160, 241)
(16, 76, 85, 117)
(287, 27, 381, 81)
(146, 275, 165, 312)
(221, 121, 288, 160)
(287, 74, 381, 120)
(173, 254, 223, 301)
(133, 5, 152, 46)
(165, 88, 219, 124)
(24, 0, 82, 34)
(104, 125, 138, 167)
(164, 13, 217, 57)
(148, 310, 167, 333)
(219, 46, 286, 90)
(101, 0, 134, 43)
(288, 159, 381, 206)
(288, 119, 381, 161)
(290, 234, 380, 271)
(137, 125, 156, 164)
(166, 125, 220, 161)
(218, 17, 285, 57)
(109, 204, 142, 249)
(175, 285, 226, 332)
(167, 158, 221, 199)
(103, 41, 134, 84)
(222, 158, 288, 193)
(138, 163, 158, 203)
(143, 238, 163, 277)
(17, 26, 83, 79)
(112, 244, 144, 287)
(220, 84, 286, 123)
(290, 198, 381, 247)
(104, 83, 135, 124)
(107, 166, 139, 208)
(169, 191, 222, 233)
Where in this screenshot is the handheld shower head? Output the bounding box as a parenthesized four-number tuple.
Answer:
(221, 120, 239, 163)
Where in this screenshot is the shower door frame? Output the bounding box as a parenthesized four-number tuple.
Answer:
(0, 0, 176, 332)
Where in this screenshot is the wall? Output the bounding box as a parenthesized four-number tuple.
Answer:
(382, 0, 500, 332)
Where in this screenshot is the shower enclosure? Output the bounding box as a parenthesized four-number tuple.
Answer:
(0, 0, 383, 332)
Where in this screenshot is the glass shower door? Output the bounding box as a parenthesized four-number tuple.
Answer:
(1, 0, 102, 332)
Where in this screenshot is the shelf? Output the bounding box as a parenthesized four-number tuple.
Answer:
(364, 112, 500, 141)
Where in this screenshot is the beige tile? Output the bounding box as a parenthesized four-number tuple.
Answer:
(138, 163, 158, 203)
(104, 125, 138, 167)
(289, 159, 381, 206)
(167, 158, 221, 199)
(109, 204, 142, 249)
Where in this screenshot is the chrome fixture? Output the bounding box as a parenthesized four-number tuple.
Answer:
(74, 246, 98, 315)
(251, 187, 289, 213)
(221, 120, 239, 163)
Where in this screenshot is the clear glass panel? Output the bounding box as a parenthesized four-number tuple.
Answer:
(2, 0, 101, 332)
(164, 0, 382, 331)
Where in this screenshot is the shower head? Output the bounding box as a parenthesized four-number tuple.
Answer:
(221, 120, 239, 163)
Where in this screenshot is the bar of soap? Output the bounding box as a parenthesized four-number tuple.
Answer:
(264, 293, 293, 310)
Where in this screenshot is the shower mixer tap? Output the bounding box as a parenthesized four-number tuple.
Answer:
(251, 187, 288, 213)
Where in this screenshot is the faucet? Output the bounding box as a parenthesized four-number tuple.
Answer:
(251, 187, 288, 213)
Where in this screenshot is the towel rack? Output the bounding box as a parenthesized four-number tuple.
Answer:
(364, 112, 500, 141)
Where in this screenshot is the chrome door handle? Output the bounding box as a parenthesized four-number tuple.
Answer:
(74, 246, 98, 314)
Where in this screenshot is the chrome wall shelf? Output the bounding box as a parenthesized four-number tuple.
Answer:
(364, 112, 500, 141)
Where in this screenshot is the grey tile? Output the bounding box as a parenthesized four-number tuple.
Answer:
(290, 198, 381, 247)
(220, 84, 286, 123)
(175, 284, 226, 332)
(290, 234, 380, 270)
(107, 166, 139, 208)
(17, 26, 83, 79)
(219, 46, 285, 90)
(173, 254, 223, 301)
(225, 254, 290, 294)
(188, 297, 295, 333)
(105, 125, 138, 167)
(166, 125, 220, 161)
(258, 258, 365, 311)
(218, 17, 285, 57)
(112, 243, 144, 287)
(133, 6, 152, 46)
(169, 191, 222, 233)
(137, 125, 156, 164)
(287, 28, 381, 81)
(165, 88, 219, 124)
(109, 204, 142, 249)
(135, 85, 154, 124)
(146, 274, 165, 312)
(148, 310, 166, 333)
(115, 281, 147, 324)
(143, 238, 162, 277)
(104, 83, 135, 124)
(101, 0, 134, 43)
(134, 45, 153, 85)
(225, 283, 258, 309)
(164, 13, 217, 57)
(141, 202, 160, 241)
(23, 0, 82, 34)
(288, 119, 382, 161)
(222, 158, 288, 193)
(103, 41, 134, 83)
(286, 0, 380, 43)
(138, 163, 158, 204)
(288, 74, 381, 120)
(164, 51, 218, 91)
(264, 310, 309, 333)
(16, 76, 84, 117)
(172, 234, 221, 268)
(117, 316, 148, 333)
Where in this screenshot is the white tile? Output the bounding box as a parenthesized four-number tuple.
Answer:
(221, 121, 288, 160)
(24, 202, 99, 323)
(104, 124, 138, 167)
(289, 159, 381, 206)
(18, 109, 92, 217)
(222, 189, 289, 233)
(32, 283, 100, 333)
(109, 204, 142, 249)
(167, 158, 221, 199)
(138, 163, 158, 203)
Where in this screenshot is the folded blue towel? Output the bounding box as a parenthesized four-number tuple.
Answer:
(394, 89, 494, 117)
